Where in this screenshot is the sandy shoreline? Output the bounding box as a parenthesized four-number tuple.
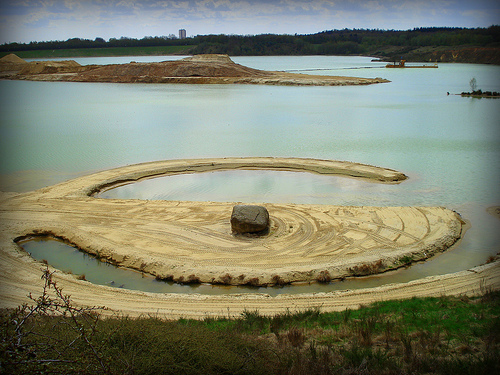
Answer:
(1, 157, 496, 318)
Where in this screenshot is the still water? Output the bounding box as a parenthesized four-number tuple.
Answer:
(1, 56, 499, 295)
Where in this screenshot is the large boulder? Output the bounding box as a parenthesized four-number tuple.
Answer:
(231, 205, 269, 234)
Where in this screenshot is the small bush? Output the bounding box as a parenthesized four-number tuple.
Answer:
(316, 270, 332, 283)
(186, 274, 201, 284)
(155, 274, 174, 282)
(287, 327, 306, 348)
(349, 260, 385, 275)
(398, 255, 414, 266)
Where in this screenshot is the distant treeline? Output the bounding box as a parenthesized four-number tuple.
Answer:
(1, 26, 499, 57)
(190, 26, 500, 56)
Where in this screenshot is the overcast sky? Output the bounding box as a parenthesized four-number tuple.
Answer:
(0, 0, 498, 44)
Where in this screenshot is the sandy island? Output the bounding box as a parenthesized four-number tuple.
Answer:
(0, 53, 389, 86)
(1, 157, 497, 318)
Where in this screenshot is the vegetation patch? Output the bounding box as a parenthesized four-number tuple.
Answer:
(0, 45, 193, 59)
(316, 270, 332, 283)
(349, 260, 386, 275)
(398, 255, 414, 267)
(155, 274, 174, 282)
(1, 268, 499, 374)
(186, 274, 201, 284)
(461, 77, 500, 97)
(461, 89, 500, 98)
(271, 274, 289, 287)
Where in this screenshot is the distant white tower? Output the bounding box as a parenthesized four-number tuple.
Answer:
(179, 29, 186, 39)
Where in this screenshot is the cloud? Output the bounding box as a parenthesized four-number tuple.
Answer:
(361, 1, 386, 12)
(0, 0, 497, 43)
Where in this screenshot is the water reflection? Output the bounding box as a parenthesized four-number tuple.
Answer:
(99, 169, 392, 205)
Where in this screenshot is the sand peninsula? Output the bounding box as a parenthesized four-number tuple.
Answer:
(2, 157, 498, 318)
(0, 53, 389, 86)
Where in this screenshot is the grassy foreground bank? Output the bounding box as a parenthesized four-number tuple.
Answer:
(1, 269, 499, 375)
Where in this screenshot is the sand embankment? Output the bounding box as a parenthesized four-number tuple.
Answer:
(0, 54, 389, 86)
(0, 157, 490, 318)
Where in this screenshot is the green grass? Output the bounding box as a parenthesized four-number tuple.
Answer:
(0, 45, 194, 59)
(1, 268, 499, 374)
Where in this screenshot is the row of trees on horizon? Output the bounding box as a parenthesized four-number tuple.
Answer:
(1, 26, 498, 56)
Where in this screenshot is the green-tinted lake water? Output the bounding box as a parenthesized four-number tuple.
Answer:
(2, 56, 499, 295)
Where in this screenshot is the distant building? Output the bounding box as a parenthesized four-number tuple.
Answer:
(179, 29, 186, 39)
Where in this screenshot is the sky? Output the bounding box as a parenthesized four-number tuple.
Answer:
(0, 0, 498, 44)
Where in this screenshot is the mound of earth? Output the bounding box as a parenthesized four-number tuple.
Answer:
(0, 53, 27, 64)
(18, 60, 86, 75)
(75, 53, 269, 80)
(0, 53, 28, 74)
(0, 55, 85, 76)
(2, 54, 389, 86)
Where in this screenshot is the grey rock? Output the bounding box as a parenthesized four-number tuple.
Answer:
(231, 205, 269, 234)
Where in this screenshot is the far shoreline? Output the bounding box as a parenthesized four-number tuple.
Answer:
(1, 45, 498, 65)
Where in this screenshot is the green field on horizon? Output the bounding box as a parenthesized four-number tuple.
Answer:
(0, 45, 193, 59)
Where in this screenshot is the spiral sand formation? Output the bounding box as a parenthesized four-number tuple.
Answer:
(1, 157, 497, 318)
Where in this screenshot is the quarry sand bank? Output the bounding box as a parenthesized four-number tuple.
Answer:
(0, 53, 389, 86)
